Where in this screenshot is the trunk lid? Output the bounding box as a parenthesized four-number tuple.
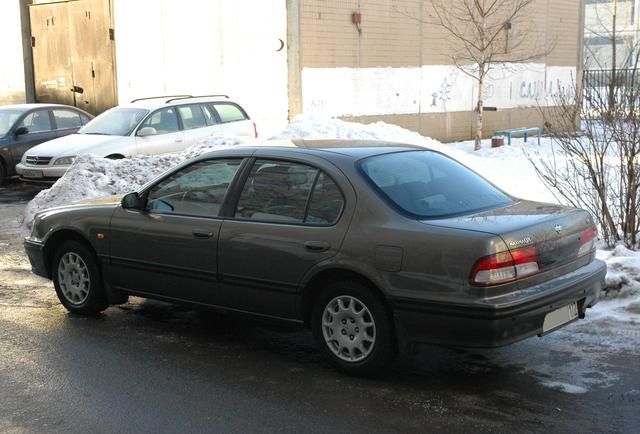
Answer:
(422, 200, 596, 286)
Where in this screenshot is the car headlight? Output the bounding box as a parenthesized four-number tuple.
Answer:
(53, 156, 76, 166)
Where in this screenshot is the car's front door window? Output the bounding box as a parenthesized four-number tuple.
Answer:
(18, 110, 52, 133)
(139, 107, 179, 135)
(146, 159, 242, 218)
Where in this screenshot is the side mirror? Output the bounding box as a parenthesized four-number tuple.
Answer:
(14, 126, 28, 136)
(121, 192, 141, 210)
(136, 127, 157, 137)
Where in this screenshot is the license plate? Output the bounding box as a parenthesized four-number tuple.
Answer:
(542, 302, 579, 333)
(22, 169, 43, 179)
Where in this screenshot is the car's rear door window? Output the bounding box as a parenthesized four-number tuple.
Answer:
(146, 159, 242, 218)
(306, 172, 344, 224)
(177, 105, 208, 130)
(360, 151, 512, 218)
(53, 109, 83, 129)
(235, 160, 318, 223)
(234, 160, 344, 225)
(200, 104, 217, 126)
(213, 103, 247, 123)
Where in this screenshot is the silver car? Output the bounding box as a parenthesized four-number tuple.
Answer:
(16, 95, 257, 184)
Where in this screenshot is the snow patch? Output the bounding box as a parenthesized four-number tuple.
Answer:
(540, 382, 588, 394)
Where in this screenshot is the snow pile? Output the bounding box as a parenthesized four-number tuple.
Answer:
(596, 245, 640, 298)
(277, 115, 557, 203)
(275, 114, 444, 149)
(23, 137, 251, 229)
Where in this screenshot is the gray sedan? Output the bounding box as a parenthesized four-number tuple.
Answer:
(0, 104, 92, 183)
(24, 140, 606, 375)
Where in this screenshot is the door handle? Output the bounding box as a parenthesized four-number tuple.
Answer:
(175, 138, 183, 143)
(304, 241, 330, 252)
(192, 229, 214, 239)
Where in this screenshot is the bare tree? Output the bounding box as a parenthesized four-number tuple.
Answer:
(527, 61, 640, 247)
(426, 0, 551, 150)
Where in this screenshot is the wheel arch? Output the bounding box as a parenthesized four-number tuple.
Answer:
(300, 267, 392, 327)
(43, 229, 97, 277)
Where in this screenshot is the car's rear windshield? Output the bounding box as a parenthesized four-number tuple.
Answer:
(79, 108, 149, 136)
(359, 150, 512, 218)
(0, 109, 25, 136)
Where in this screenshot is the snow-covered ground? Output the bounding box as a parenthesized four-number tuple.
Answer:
(20, 115, 640, 394)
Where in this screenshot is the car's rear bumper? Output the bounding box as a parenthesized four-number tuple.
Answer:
(391, 259, 606, 348)
(24, 238, 49, 278)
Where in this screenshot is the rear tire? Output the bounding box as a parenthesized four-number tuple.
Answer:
(312, 280, 396, 376)
(0, 160, 6, 185)
(52, 240, 108, 315)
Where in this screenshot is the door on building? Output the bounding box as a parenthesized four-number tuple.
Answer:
(29, 0, 116, 115)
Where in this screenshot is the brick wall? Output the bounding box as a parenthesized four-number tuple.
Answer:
(296, 0, 580, 141)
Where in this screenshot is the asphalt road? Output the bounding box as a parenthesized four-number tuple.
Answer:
(1, 179, 638, 433)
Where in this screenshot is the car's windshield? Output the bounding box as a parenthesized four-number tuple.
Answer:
(0, 109, 25, 137)
(360, 150, 512, 218)
(79, 108, 148, 136)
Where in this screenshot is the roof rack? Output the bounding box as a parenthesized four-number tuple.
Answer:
(165, 94, 230, 103)
(130, 95, 192, 103)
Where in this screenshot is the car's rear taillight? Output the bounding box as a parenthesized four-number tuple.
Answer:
(470, 245, 540, 286)
(252, 121, 258, 138)
(577, 226, 597, 257)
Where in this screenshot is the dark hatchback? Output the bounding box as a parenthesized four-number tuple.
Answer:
(24, 140, 606, 375)
(0, 104, 92, 183)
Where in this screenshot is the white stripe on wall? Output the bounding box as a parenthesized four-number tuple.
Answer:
(302, 64, 576, 117)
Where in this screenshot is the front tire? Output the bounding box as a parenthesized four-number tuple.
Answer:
(52, 240, 108, 315)
(312, 280, 396, 376)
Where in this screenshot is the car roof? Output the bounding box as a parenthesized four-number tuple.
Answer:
(116, 95, 236, 111)
(0, 103, 82, 112)
(199, 139, 427, 160)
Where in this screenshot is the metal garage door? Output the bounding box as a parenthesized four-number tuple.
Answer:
(29, 0, 116, 115)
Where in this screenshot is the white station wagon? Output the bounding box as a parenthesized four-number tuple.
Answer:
(16, 95, 257, 183)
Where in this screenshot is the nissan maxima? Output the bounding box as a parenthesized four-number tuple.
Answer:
(24, 140, 606, 375)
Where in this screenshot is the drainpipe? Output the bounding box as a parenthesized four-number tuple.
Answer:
(19, 0, 35, 102)
(577, 0, 586, 130)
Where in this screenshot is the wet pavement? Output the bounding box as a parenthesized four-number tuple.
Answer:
(0, 179, 638, 433)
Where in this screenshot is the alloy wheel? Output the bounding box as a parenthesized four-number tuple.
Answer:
(57, 252, 91, 305)
(321, 295, 376, 362)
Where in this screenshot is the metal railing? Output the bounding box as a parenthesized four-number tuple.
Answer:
(583, 68, 640, 91)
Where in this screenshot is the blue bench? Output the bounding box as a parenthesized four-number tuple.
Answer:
(494, 127, 540, 146)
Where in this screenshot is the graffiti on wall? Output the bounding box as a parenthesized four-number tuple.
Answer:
(301, 64, 577, 117)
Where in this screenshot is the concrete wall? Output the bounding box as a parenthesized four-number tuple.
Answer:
(0, 0, 27, 105)
(112, 0, 289, 137)
(295, 0, 581, 141)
